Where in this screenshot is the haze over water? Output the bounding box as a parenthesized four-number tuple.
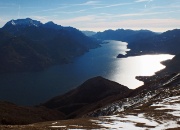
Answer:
(0, 40, 174, 105)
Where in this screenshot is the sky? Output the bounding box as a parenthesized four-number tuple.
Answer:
(0, 0, 180, 32)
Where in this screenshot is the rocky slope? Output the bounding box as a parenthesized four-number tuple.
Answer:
(86, 73, 180, 117)
(0, 101, 65, 125)
(158, 53, 180, 74)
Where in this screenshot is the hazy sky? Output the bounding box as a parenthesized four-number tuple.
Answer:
(0, 0, 180, 32)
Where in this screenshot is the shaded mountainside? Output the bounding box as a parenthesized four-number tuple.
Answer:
(42, 76, 131, 118)
(84, 66, 180, 117)
(127, 29, 180, 55)
(159, 53, 180, 74)
(0, 101, 65, 125)
(0, 18, 101, 73)
(82, 31, 96, 36)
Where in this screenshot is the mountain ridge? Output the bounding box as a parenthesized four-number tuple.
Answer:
(42, 76, 131, 119)
(0, 18, 101, 73)
(93, 28, 180, 57)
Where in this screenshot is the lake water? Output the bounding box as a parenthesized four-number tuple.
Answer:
(0, 40, 174, 105)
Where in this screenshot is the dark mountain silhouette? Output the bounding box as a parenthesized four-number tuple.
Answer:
(43, 21, 62, 30)
(0, 35, 52, 73)
(93, 29, 157, 43)
(156, 53, 180, 74)
(42, 76, 131, 118)
(0, 18, 101, 73)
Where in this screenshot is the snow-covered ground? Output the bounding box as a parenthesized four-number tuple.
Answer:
(46, 92, 180, 130)
(88, 95, 180, 130)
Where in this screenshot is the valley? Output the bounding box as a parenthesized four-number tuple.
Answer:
(0, 18, 179, 129)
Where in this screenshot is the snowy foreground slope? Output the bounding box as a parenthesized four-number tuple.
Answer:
(90, 95, 180, 130)
(0, 73, 179, 130)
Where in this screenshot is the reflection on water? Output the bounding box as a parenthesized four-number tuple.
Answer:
(109, 54, 174, 88)
(0, 40, 174, 105)
(104, 40, 130, 55)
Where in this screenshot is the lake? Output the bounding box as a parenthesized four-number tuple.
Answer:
(0, 40, 174, 105)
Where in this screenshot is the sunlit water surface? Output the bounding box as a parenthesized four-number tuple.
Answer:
(0, 40, 174, 105)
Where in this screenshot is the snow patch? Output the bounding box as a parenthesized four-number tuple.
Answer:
(52, 122, 58, 124)
(11, 20, 16, 25)
(91, 114, 158, 129)
(50, 125, 66, 128)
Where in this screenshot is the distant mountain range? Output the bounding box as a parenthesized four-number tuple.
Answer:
(92, 29, 180, 57)
(82, 31, 96, 36)
(0, 18, 101, 73)
(92, 29, 157, 43)
(1, 18, 180, 73)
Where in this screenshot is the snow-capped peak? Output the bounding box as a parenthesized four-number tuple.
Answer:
(7, 18, 43, 27)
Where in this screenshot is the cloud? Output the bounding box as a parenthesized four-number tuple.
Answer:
(53, 15, 96, 25)
(82, 1, 100, 5)
(135, 0, 153, 2)
(28, 16, 49, 23)
(96, 10, 179, 19)
(29, 2, 132, 15)
(150, 5, 180, 10)
(29, 7, 64, 14)
(29, 1, 101, 14)
(93, 3, 132, 9)
(54, 9, 86, 14)
(73, 18, 180, 32)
